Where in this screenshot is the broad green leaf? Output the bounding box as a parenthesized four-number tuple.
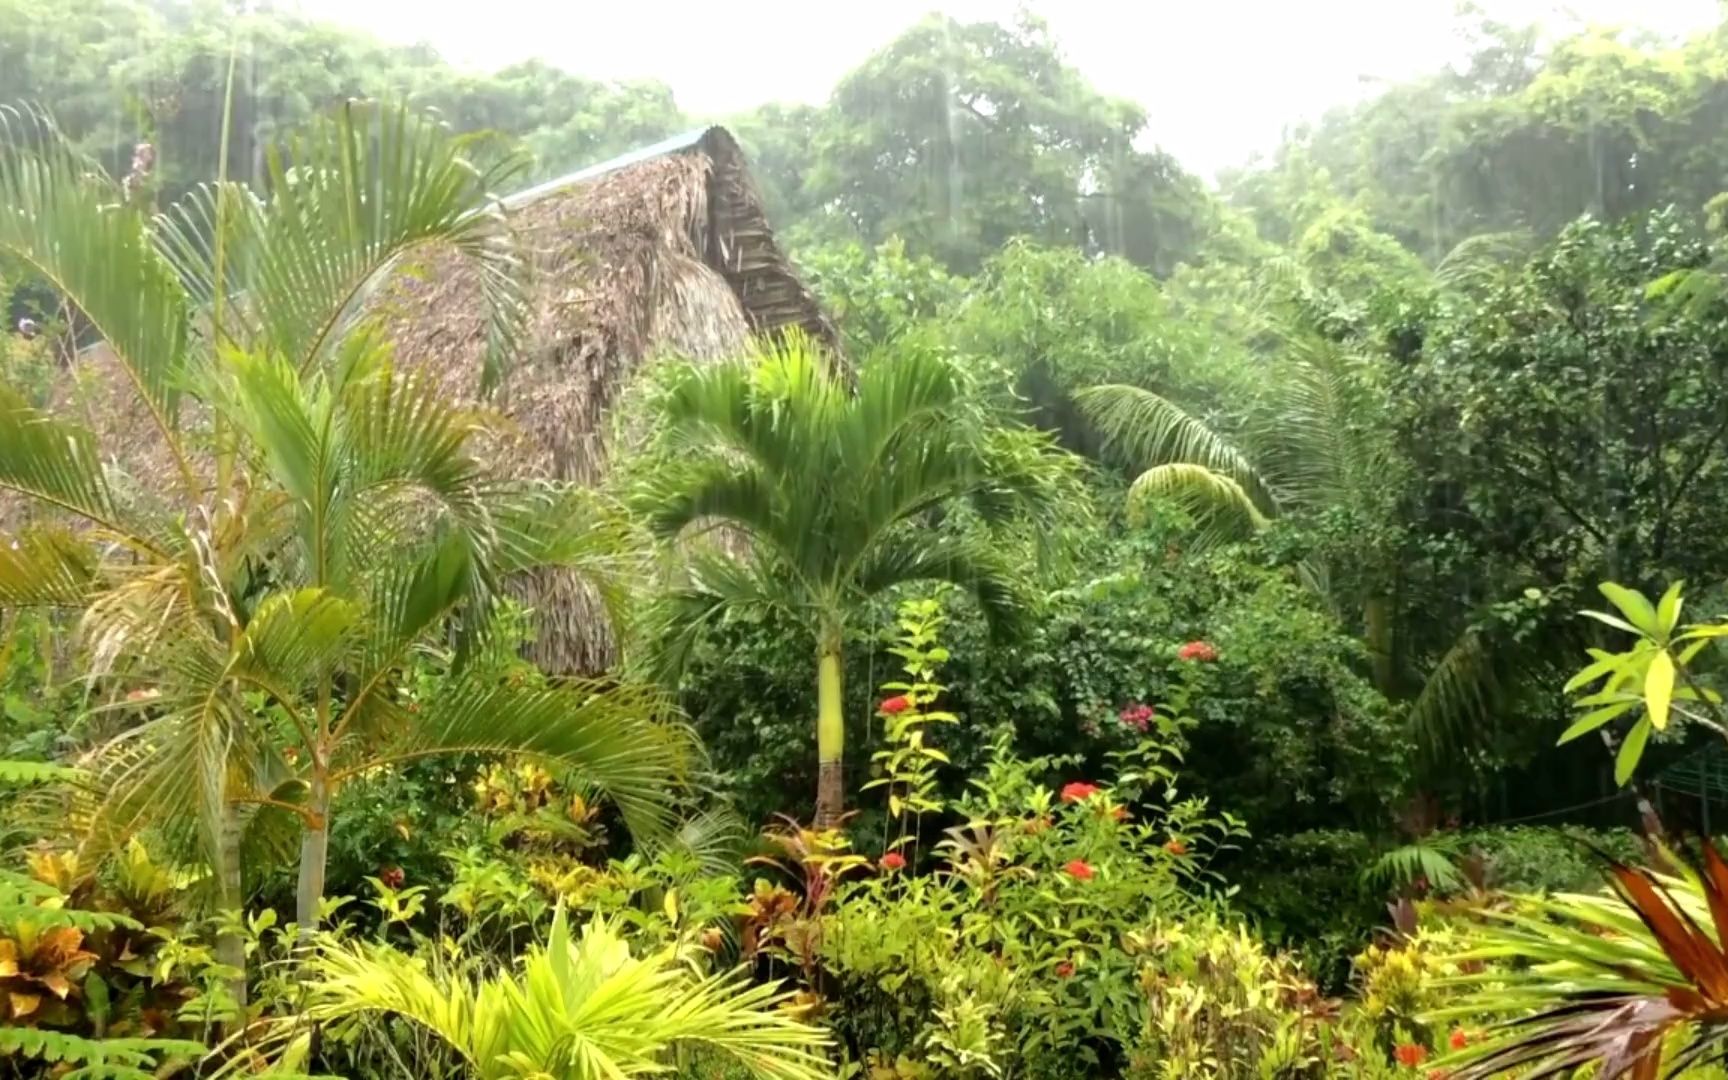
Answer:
(1645, 649, 1675, 731)
(1598, 582, 1659, 637)
(1614, 718, 1651, 786)
(1655, 580, 1684, 637)
(1558, 701, 1636, 744)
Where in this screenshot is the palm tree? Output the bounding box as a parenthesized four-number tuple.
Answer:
(1076, 334, 1400, 682)
(0, 103, 690, 971)
(636, 334, 1066, 827)
(254, 906, 831, 1080)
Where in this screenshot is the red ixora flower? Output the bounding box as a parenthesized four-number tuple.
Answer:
(1117, 702, 1154, 731)
(1055, 960, 1075, 978)
(879, 695, 911, 715)
(1063, 859, 1095, 881)
(1448, 1029, 1468, 1051)
(1164, 838, 1188, 856)
(1060, 781, 1101, 803)
(1394, 1044, 1428, 1068)
(879, 851, 906, 872)
(379, 866, 405, 890)
(1177, 640, 1219, 663)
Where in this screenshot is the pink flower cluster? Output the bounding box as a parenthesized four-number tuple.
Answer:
(1117, 702, 1154, 731)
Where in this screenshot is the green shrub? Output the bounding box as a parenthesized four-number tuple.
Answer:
(1461, 825, 1641, 894)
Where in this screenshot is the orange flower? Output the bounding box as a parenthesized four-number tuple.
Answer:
(1060, 781, 1100, 803)
(1055, 960, 1075, 978)
(1394, 1044, 1427, 1068)
(1165, 838, 1188, 856)
(879, 695, 911, 714)
(1448, 1029, 1468, 1051)
(879, 851, 906, 872)
(1063, 859, 1095, 881)
(1111, 806, 1130, 822)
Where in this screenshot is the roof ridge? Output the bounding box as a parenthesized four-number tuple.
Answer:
(501, 126, 722, 210)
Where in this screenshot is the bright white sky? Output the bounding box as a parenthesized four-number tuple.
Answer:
(289, 0, 1720, 178)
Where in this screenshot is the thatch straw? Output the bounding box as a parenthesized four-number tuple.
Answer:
(377, 126, 841, 674)
(17, 128, 837, 677)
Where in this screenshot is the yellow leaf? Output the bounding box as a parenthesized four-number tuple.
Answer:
(9, 991, 40, 1017)
(1646, 649, 1676, 731)
(663, 888, 679, 925)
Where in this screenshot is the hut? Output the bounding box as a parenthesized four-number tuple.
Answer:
(378, 125, 842, 675)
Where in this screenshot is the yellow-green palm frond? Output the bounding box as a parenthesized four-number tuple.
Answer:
(0, 105, 193, 489)
(1125, 463, 1269, 544)
(279, 907, 830, 1080)
(159, 101, 529, 387)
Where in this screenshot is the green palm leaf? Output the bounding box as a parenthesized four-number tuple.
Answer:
(333, 678, 692, 842)
(164, 101, 528, 386)
(0, 106, 193, 490)
(1126, 462, 1269, 541)
(274, 907, 830, 1080)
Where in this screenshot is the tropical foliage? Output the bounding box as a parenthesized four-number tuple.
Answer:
(7, 2, 1728, 1077)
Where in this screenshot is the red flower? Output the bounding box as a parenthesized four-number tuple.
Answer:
(1055, 960, 1075, 978)
(1063, 859, 1095, 881)
(1165, 839, 1188, 856)
(879, 695, 911, 715)
(379, 866, 405, 890)
(879, 851, 906, 872)
(1394, 1044, 1428, 1068)
(1177, 640, 1219, 663)
(1448, 1029, 1468, 1051)
(1060, 781, 1101, 803)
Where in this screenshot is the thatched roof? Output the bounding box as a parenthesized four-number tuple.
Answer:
(376, 125, 841, 675)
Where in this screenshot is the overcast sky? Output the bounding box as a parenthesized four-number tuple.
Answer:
(289, 0, 1721, 178)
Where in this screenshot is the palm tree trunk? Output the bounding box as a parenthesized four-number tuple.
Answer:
(295, 774, 330, 939)
(814, 632, 845, 829)
(215, 808, 247, 1014)
(1364, 592, 1395, 695)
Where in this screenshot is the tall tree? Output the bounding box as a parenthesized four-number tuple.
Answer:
(805, 13, 1214, 274)
(635, 335, 1067, 826)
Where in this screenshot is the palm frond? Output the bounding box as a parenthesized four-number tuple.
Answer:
(1126, 463, 1269, 543)
(284, 907, 830, 1080)
(0, 106, 192, 488)
(164, 101, 529, 386)
(853, 533, 1025, 640)
(0, 386, 124, 534)
(1075, 383, 1273, 512)
(0, 528, 97, 607)
(336, 678, 694, 843)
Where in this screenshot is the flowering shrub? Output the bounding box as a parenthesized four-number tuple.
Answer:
(811, 727, 1247, 1076)
(1177, 640, 1219, 663)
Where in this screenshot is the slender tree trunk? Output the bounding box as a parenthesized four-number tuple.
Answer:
(215, 807, 247, 1015)
(1364, 592, 1395, 695)
(295, 774, 330, 940)
(814, 631, 845, 829)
